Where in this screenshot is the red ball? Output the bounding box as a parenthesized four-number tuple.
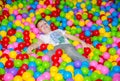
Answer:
(5, 60, 14, 68)
(55, 48, 63, 57)
(55, 0, 60, 5)
(2, 42, 8, 48)
(41, 13, 46, 18)
(18, 42, 25, 50)
(52, 61, 60, 67)
(0, 74, 4, 81)
(84, 47, 91, 54)
(107, 18, 113, 23)
(25, 41, 31, 47)
(117, 42, 120, 48)
(51, 54, 59, 62)
(79, 32, 85, 40)
(23, 30, 29, 36)
(76, 14, 82, 20)
(96, 79, 102, 81)
(44, 0, 50, 6)
(89, 66, 96, 71)
(2, 36, 9, 43)
(97, 0, 102, 6)
(92, 30, 99, 36)
(1, 53, 9, 59)
(16, 54, 24, 60)
(88, 13, 93, 19)
(56, 8, 61, 13)
(21, 64, 28, 70)
(52, 11, 58, 17)
(0, 15, 4, 21)
(7, 29, 16, 36)
(40, 44, 47, 50)
(96, 43, 102, 49)
(2, 10, 10, 17)
(24, 36, 30, 42)
(117, 61, 120, 66)
(17, 68, 26, 76)
(85, 37, 92, 44)
(23, 54, 29, 59)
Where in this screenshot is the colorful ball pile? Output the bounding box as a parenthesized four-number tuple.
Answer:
(0, 0, 120, 81)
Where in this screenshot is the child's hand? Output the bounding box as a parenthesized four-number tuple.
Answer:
(27, 47, 33, 54)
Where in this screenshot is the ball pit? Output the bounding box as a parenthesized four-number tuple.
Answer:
(0, 0, 120, 81)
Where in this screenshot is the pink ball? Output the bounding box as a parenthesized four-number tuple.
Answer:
(87, 21, 93, 27)
(16, 15, 22, 20)
(96, 64, 103, 70)
(7, 44, 14, 49)
(100, 66, 109, 75)
(113, 73, 120, 81)
(4, 73, 13, 81)
(13, 42, 18, 48)
(32, 17, 36, 22)
(90, 61, 98, 67)
(37, 76, 44, 81)
(58, 58, 62, 63)
(24, 22, 29, 26)
(117, 49, 120, 56)
(43, 72, 51, 80)
(96, 20, 102, 25)
(32, 28, 39, 34)
(99, 57, 104, 64)
(3, 50, 10, 54)
(103, 52, 110, 60)
(31, 54, 37, 58)
(75, 44, 82, 49)
(110, 8, 115, 14)
(116, 57, 120, 62)
(67, 20, 73, 26)
(37, 4, 42, 9)
(42, 55, 50, 62)
(30, 24, 35, 28)
(13, 10, 18, 15)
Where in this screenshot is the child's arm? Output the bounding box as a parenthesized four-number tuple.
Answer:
(64, 33, 92, 48)
(27, 39, 43, 54)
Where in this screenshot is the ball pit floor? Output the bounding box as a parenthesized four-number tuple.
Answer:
(0, 0, 120, 81)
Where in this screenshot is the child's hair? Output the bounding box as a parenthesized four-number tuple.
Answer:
(35, 19, 42, 28)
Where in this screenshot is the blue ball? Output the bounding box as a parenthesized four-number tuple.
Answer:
(88, 70, 92, 76)
(105, 26, 110, 32)
(103, 20, 109, 26)
(85, 30, 91, 37)
(0, 44, 2, 50)
(106, 6, 111, 11)
(34, 71, 41, 79)
(59, 70, 65, 75)
(56, 16, 62, 22)
(74, 69, 82, 75)
(0, 62, 4, 68)
(91, 25, 97, 31)
(93, 41, 99, 47)
(112, 21, 118, 26)
(81, 61, 89, 67)
(87, 4, 92, 10)
(16, 38, 23, 43)
(76, 2, 81, 8)
(102, 37, 107, 42)
(1, 26, 7, 31)
(112, 66, 120, 73)
(63, 71, 72, 80)
(43, 49, 48, 54)
(28, 62, 36, 67)
(114, 46, 119, 50)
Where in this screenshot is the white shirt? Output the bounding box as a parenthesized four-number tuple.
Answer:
(39, 29, 70, 46)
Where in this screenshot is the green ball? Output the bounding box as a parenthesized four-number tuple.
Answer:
(45, 9, 51, 15)
(15, 32, 23, 38)
(111, 27, 117, 32)
(74, 20, 79, 25)
(99, 74, 105, 80)
(27, 70, 34, 76)
(116, 32, 120, 38)
(82, 14, 88, 20)
(91, 72, 99, 81)
(50, 17, 56, 23)
(42, 61, 50, 69)
(37, 51, 44, 56)
(81, 67, 89, 75)
(104, 61, 112, 69)
(23, 59, 29, 64)
(92, 16, 98, 21)
(92, 55, 100, 62)
(37, 66, 45, 73)
(76, 28, 82, 33)
(84, 76, 92, 81)
(60, 11, 65, 17)
(32, 38, 38, 43)
(35, 59, 42, 66)
(93, 49, 102, 55)
(66, 1, 70, 6)
(110, 31, 116, 37)
(36, 14, 42, 20)
(61, 62, 67, 67)
(14, 59, 23, 68)
(24, 26, 30, 30)
(0, 68, 5, 75)
(50, 77, 55, 81)
(70, 29, 76, 35)
(1, 19, 8, 26)
(55, 21, 60, 27)
(77, 48, 84, 55)
(92, 36, 98, 41)
(107, 38, 113, 44)
(69, 3, 74, 8)
(8, 15, 15, 21)
(65, 26, 71, 31)
(29, 56, 36, 62)
(108, 48, 116, 55)
(12, 24, 17, 29)
(58, 65, 65, 70)
(103, 76, 112, 81)
(59, 5, 64, 9)
(98, 36, 103, 42)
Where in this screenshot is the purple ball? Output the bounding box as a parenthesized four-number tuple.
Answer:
(66, 78, 74, 81)
(22, 13, 28, 18)
(29, 66, 36, 72)
(9, 68, 18, 76)
(74, 60, 82, 68)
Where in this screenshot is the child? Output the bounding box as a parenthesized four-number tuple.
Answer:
(27, 20, 91, 63)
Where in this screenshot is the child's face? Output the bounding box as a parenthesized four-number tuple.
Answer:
(37, 20, 51, 34)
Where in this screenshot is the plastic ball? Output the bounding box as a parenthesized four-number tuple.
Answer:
(81, 67, 89, 75)
(100, 66, 109, 75)
(5, 60, 14, 69)
(4, 73, 13, 81)
(50, 66, 58, 72)
(54, 73, 63, 81)
(22, 72, 32, 80)
(74, 74, 84, 81)
(51, 54, 59, 62)
(14, 59, 23, 68)
(43, 72, 51, 80)
(55, 48, 63, 57)
(9, 51, 17, 59)
(13, 75, 23, 81)
(63, 71, 72, 80)
(74, 60, 82, 68)
(37, 66, 45, 73)
(108, 48, 116, 55)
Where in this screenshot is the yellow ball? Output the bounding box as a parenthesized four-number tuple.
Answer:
(64, 57, 72, 63)
(99, 28, 105, 34)
(13, 75, 22, 81)
(9, 51, 17, 59)
(80, 3, 86, 9)
(100, 45, 107, 52)
(50, 66, 58, 72)
(54, 73, 63, 81)
(45, 16, 51, 21)
(18, 3, 23, 8)
(94, 70, 101, 74)
(69, 11, 74, 15)
(65, 65, 74, 72)
(0, 31, 7, 37)
(0, 1, 3, 5)
(15, 20, 21, 26)
(26, 17, 31, 23)
(9, 36, 17, 43)
(74, 74, 84, 81)
(12, 5, 18, 10)
(22, 72, 32, 81)
(50, 72, 57, 77)
(101, 16, 107, 21)
(47, 44, 54, 51)
(5, 4, 10, 9)
(72, 41, 79, 46)
(29, 13, 34, 18)
(26, 77, 35, 81)
(104, 32, 110, 37)
(29, 32, 36, 39)
(61, 54, 68, 59)
(0, 57, 8, 65)
(0, 51, 2, 57)
(79, 21, 85, 26)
